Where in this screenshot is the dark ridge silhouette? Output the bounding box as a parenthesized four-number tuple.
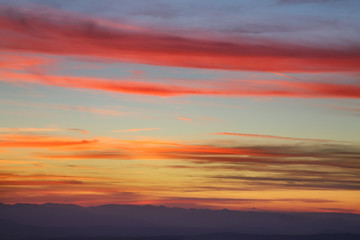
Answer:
(1, 203, 359, 240)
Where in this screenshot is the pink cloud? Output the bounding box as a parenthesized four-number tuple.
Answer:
(177, 117, 192, 121)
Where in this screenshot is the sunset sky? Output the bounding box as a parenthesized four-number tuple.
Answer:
(0, 0, 359, 213)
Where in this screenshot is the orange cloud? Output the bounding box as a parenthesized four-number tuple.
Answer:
(1, 135, 359, 209)
(0, 172, 112, 181)
(0, 133, 97, 149)
(36, 141, 285, 161)
(38, 151, 131, 160)
(0, 180, 83, 185)
(0, 5, 359, 73)
(2, 132, 358, 172)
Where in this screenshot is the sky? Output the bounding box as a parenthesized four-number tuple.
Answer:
(0, 0, 359, 213)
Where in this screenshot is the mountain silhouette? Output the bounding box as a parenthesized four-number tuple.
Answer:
(1, 203, 359, 239)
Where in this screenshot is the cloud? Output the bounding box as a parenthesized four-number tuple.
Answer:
(0, 5, 359, 72)
(0, 172, 111, 181)
(31, 135, 360, 170)
(269, 72, 298, 80)
(0, 172, 148, 206)
(0, 133, 97, 149)
(0, 180, 83, 185)
(2, 71, 360, 98)
(212, 175, 360, 191)
(67, 128, 89, 134)
(214, 132, 338, 142)
(0, 71, 220, 97)
(1, 131, 359, 193)
(0, 189, 147, 206)
(161, 155, 360, 169)
(319, 207, 358, 213)
(177, 117, 192, 121)
(172, 144, 360, 166)
(0, 54, 52, 70)
(1, 169, 345, 208)
(2, 131, 357, 173)
(38, 150, 131, 160)
(160, 196, 337, 204)
(112, 128, 160, 132)
(69, 107, 125, 116)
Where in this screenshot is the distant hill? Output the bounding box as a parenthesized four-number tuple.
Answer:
(1, 203, 359, 239)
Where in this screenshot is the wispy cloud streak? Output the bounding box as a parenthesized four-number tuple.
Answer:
(177, 117, 192, 121)
(0, 5, 359, 72)
(2, 71, 359, 98)
(0, 133, 97, 148)
(214, 132, 338, 142)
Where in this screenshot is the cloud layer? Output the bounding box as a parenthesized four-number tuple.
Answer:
(2, 71, 360, 98)
(0, 5, 359, 73)
(1, 1, 359, 213)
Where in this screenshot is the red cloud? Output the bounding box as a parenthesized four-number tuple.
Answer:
(0, 54, 51, 70)
(0, 5, 359, 72)
(1, 71, 217, 97)
(1, 71, 360, 98)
